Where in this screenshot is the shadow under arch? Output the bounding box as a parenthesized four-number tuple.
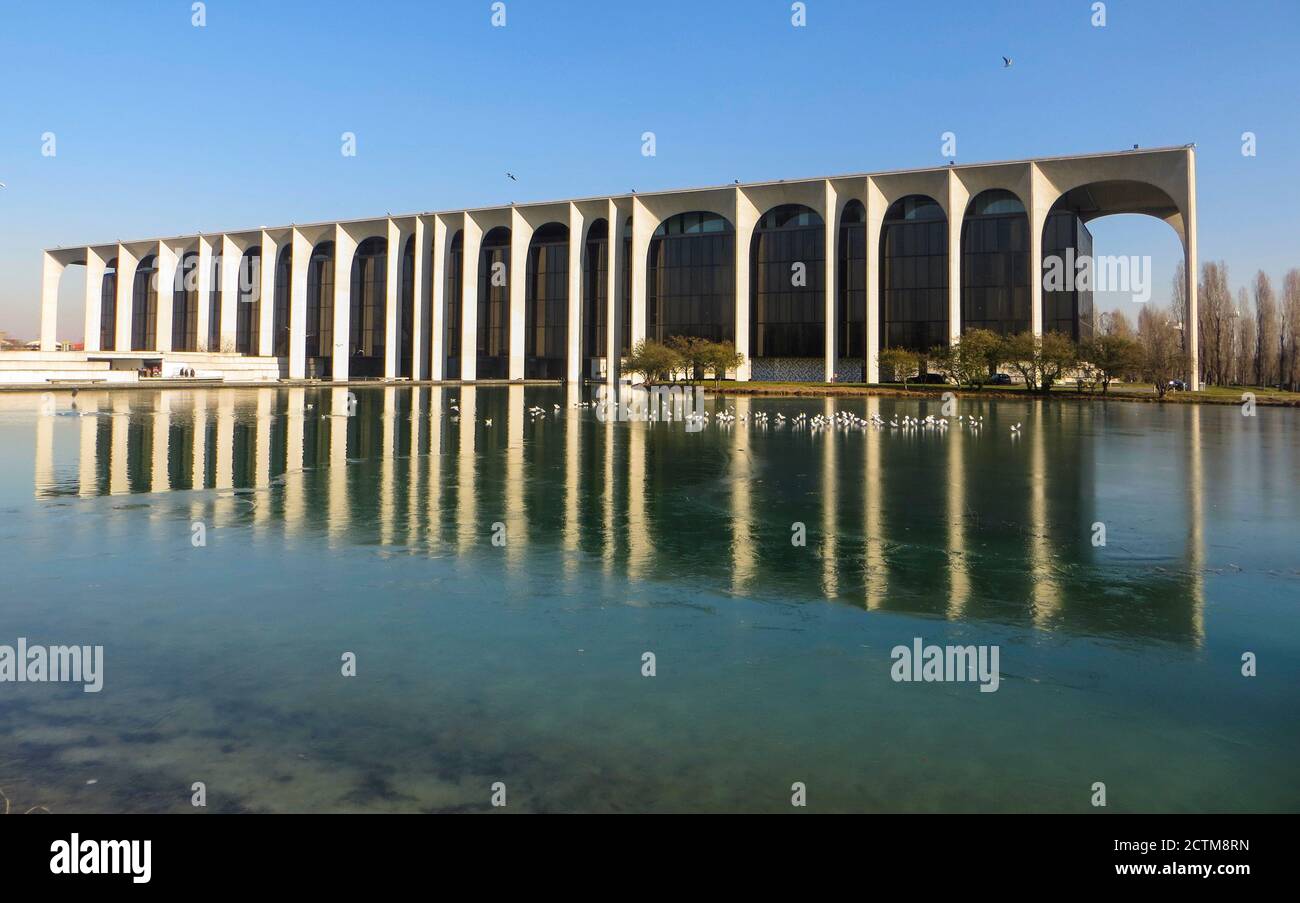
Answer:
(477, 226, 511, 379)
(524, 221, 568, 379)
(879, 194, 948, 353)
(647, 210, 735, 344)
(749, 203, 824, 369)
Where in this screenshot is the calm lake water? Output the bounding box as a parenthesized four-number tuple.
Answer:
(1, 385, 1297, 813)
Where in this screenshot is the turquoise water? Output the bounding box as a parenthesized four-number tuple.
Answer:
(0, 385, 1297, 813)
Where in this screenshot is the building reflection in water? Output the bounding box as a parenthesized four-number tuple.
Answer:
(27, 385, 1212, 645)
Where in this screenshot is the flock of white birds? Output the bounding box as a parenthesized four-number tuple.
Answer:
(441, 397, 1024, 436)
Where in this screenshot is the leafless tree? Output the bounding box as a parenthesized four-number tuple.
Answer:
(1255, 271, 1280, 387)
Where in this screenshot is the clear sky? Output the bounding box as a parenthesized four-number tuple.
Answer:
(1, 0, 1297, 340)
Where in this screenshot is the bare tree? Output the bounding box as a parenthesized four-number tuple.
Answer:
(1138, 305, 1188, 398)
(1282, 269, 1300, 391)
(1234, 287, 1255, 386)
(1254, 271, 1280, 387)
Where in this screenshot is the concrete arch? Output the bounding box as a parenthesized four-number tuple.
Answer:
(960, 188, 1031, 337)
(645, 210, 737, 346)
(234, 246, 262, 356)
(749, 203, 826, 366)
(877, 193, 949, 354)
(347, 236, 388, 377)
(173, 250, 201, 352)
(524, 221, 570, 379)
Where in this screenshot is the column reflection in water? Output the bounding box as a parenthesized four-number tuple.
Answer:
(1028, 399, 1061, 627)
(820, 397, 838, 599)
(406, 387, 423, 547)
(563, 382, 581, 578)
(946, 400, 969, 618)
(426, 386, 444, 551)
(79, 394, 100, 498)
(34, 408, 54, 497)
(379, 386, 396, 547)
(327, 386, 350, 545)
(506, 385, 525, 570)
(283, 387, 306, 534)
(1187, 404, 1205, 644)
(626, 399, 650, 581)
(456, 386, 477, 555)
(864, 396, 886, 609)
(602, 399, 615, 574)
(254, 388, 273, 527)
(729, 396, 755, 596)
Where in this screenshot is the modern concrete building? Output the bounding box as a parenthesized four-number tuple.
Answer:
(33, 146, 1199, 388)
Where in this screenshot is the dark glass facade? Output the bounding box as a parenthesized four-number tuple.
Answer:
(235, 249, 261, 356)
(837, 200, 866, 359)
(172, 252, 199, 352)
(582, 219, 608, 371)
(444, 232, 463, 378)
(961, 190, 1029, 336)
(305, 242, 334, 376)
(399, 234, 416, 379)
(349, 237, 387, 377)
(131, 254, 158, 351)
(1042, 210, 1095, 342)
(750, 204, 824, 358)
(525, 223, 568, 379)
(273, 246, 291, 356)
(879, 195, 948, 352)
(476, 227, 510, 379)
(207, 255, 221, 352)
(99, 259, 117, 351)
(647, 212, 734, 344)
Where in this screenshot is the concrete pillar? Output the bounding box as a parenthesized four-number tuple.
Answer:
(288, 229, 311, 379)
(605, 200, 623, 386)
(155, 241, 179, 353)
(83, 247, 108, 353)
(566, 203, 584, 383)
(945, 170, 966, 346)
(1184, 151, 1200, 391)
(219, 236, 241, 353)
(508, 208, 531, 381)
(384, 219, 401, 379)
(733, 187, 758, 381)
(822, 181, 837, 381)
(1028, 163, 1049, 338)
(39, 252, 65, 351)
(196, 237, 213, 351)
(332, 225, 358, 382)
(864, 178, 883, 383)
(259, 231, 279, 357)
(460, 216, 482, 382)
(411, 217, 427, 381)
(428, 216, 449, 381)
(630, 197, 650, 352)
(115, 244, 139, 352)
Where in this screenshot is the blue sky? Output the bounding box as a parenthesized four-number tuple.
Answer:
(1, 0, 1297, 339)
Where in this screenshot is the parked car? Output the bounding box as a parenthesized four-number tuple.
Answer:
(1167, 379, 1187, 392)
(918, 373, 948, 384)
(989, 373, 1012, 385)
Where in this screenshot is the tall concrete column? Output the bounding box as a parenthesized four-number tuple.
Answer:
(605, 200, 623, 386)
(630, 197, 650, 352)
(945, 170, 965, 346)
(864, 178, 884, 383)
(508, 208, 531, 381)
(383, 219, 401, 379)
(155, 241, 179, 353)
(332, 225, 358, 382)
(733, 187, 758, 381)
(429, 215, 449, 381)
(460, 215, 482, 382)
(195, 237, 213, 351)
(566, 203, 584, 383)
(259, 231, 279, 357)
(411, 217, 427, 381)
(115, 243, 140, 352)
(288, 229, 311, 379)
(1184, 151, 1200, 391)
(219, 236, 241, 353)
(822, 181, 837, 382)
(83, 247, 108, 353)
(1027, 163, 1050, 338)
(39, 252, 65, 351)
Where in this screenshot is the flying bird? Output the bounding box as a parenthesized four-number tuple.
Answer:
(1002, 56, 1013, 68)
(506, 172, 517, 182)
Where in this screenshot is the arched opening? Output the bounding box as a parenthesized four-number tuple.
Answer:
(1042, 180, 1181, 347)
(131, 254, 159, 351)
(100, 258, 118, 351)
(305, 240, 335, 378)
(399, 234, 416, 379)
(525, 222, 568, 379)
(273, 245, 292, 357)
(837, 200, 867, 375)
(750, 204, 824, 379)
(207, 253, 222, 351)
(235, 248, 261, 356)
(445, 231, 464, 378)
(647, 211, 735, 344)
(476, 226, 510, 379)
(961, 189, 1029, 337)
(582, 219, 609, 378)
(349, 236, 387, 377)
(879, 195, 948, 352)
(172, 251, 200, 351)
